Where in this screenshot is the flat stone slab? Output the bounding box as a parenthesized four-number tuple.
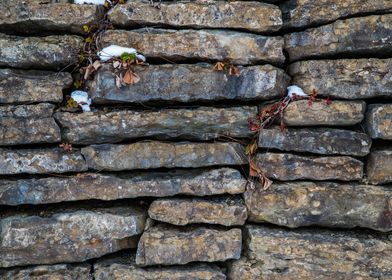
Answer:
(256, 153, 363, 181)
(55, 106, 256, 144)
(285, 15, 392, 61)
(0, 148, 87, 175)
(0, 207, 146, 268)
(148, 197, 248, 226)
(366, 104, 392, 139)
(245, 181, 392, 232)
(0, 69, 72, 104)
(0, 103, 60, 146)
(289, 58, 392, 99)
(228, 225, 392, 279)
(109, 1, 282, 33)
(89, 64, 289, 104)
(136, 224, 242, 266)
(0, 1, 104, 34)
(0, 33, 82, 69)
(258, 127, 371, 156)
(0, 168, 246, 206)
(281, 100, 365, 126)
(281, 0, 392, 29)
(367, 149, 392, 185)
(100, 29, 285, 65)
(81, 142, 247, 171)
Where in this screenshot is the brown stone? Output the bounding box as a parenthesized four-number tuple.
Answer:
(148, 197, 248, 226)
(289, 59, 392, 99)
(136, 224, 242, 266)
(81, 142, 247, 171)
(366, 104, 392, 139)
(256, 152, 363, 181)
(285, 15, 392, 61)
(367, 149, 392, 185)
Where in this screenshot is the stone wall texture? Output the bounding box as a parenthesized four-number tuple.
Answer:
(0, 0, 391, 279)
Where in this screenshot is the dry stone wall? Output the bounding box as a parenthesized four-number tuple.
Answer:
(0, 0, 391, 279)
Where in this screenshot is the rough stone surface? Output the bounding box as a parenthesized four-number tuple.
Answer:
(366, 104, 392, 139)
(281, 100, 366, 126)
(228, 225, 392, 279)
(0, 103, 60, 146)
(256, 153, 363, 181)
(100, 29, 285, 65)
(0, 207, 146, 268)
(148, 197, 248, 226)
(82, 142, 247, 171)
(245, 181, 392, 232)
(367, 149, 392, 185)
(0, 148, 87, 175)
(0, 263, 92, 280)
(0, 1, 104, 34)
(94, 251, 226, 280)
(0, 33, 82, 69)
(109, 1, 282, 33)
(89, 64, 289, 104)
(0, 69, 72, 104)
(55, 106, 256, 144)
(289, 58, 392, 99)
(136, 224, 242, 266)
(285, 15, 392, 61)
(0, 168, 246, 206)
(258, 127, 371, 156)
(281, 0, 392, 28)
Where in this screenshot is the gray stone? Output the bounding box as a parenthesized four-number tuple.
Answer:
(256, 152, 363, 181)
(0, 103, 60, 146)
(289, 59, 392, 99)
(258, 127, 371, 156)
(285, 15, 392, 61)
(109, 1, 282, 33)
(100, 29, 285, 65)
(0, 207, 146, 268)
(136, 224, 242, 266)
(0, 148, 87, 175)
(0, 69, 72, 104)
(148, 197, 248, 226)
(0, 33, 82, 69)
(245, 181, 392, 232)
(55, 106, 255, 144)
(89, 64, 289, 104)
(0, 168, 246, 205)
(366, 104, 392, 139)
(81, 142, 247, 171)
(367, 149, 392, 185)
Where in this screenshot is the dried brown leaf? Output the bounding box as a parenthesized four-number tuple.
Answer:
(123, 70, 140, 85)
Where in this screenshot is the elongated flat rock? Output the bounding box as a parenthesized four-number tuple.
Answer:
(367, 149, 392, 185)
(0, 148, 87, 175)
(0, 168, 246, 205)
(0, 207, 146, 268)
(256, 153, 363, 181)
(82, 142, 247, 171)
(55, 106, 256, 144)
(289, 59, 392, 99)
(366, 104, 392, 139)
(285, 15, 392, 61)
(228, 225, 392, 279)
(136, 224, 242, 266)
(0, 1, 103, 34)
(0, 33, 82, 69)
(148, 197, 248, 226)
(245, 181, 392, 232)
(89, 64, 289, 104)
(109, 1, 282, 33)
(0, 103, 60, 146)
(281, 100, 365, 126)
(100, 29, 285, 65)
(0, 69, 72, 104)
(281, 0, 392, 28)
(258, 127, 371, 156)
